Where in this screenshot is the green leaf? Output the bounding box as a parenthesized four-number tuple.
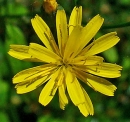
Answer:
(37, 115, 53, 122)
(122, 57, 130, 70)
(119, 0, 130, 5)
(0, 6, 6, 15)
(0, 80, 9, 107)
(0, 112, 10, 122)
(0, 40, 9, 77)
(102, 47, 119, 63)
(102, 22, 130, 29)
(7, 3, 28, 15)
(37, 115, 64, 122)
(5, 24, 32, 74)
(6, 24, 27, 45)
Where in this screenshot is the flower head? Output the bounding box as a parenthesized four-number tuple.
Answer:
(43, 0, 58, 14)
(8, 6, 122, 117)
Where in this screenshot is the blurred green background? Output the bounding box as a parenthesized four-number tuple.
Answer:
(0, 0, 130, 122)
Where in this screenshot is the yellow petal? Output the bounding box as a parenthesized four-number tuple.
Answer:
(13, 64, 56, 83)
(87, 79, 116, 96)
(88, 69, 121, 78)
(31, 15, 59, 54)
(66, 69, 85, 106)
(78, 42, 94, 56)
(86, 63, 122, 78)
(8, 45, 41, 62)
(16, 75, 50, 94)
(74, 69, 117, 96)
(82, 87, 94, 115)
(85, 32, 120, 56)
(72, 14, 104, 57)
(69, 6, 82, 35)
(71, 69, 94, 116)
(63, 26, 82, 62)
(86, 73, 117, 96)
(100, 63, 122, 70)
(78, 104, 89, 117)
(77, 87, 94, 117)
(29, 43, 61, 63)
(39, 69, 60, 106)
(59, 84, 68, 110)
(31, 15, 52, 50)
(56, 9, 68, 55)
(57, 67, 68, 110)
(57, 68, 68, 110)
(39, 79, 57, 106)
(71, 56, 104, 65)
(74, 62, 122, 78)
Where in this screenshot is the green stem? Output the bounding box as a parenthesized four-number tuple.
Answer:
(102, 22, 130, 29)
(74, 0, 80, 6)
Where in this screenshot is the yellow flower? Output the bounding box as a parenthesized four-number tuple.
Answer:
(8, 6, 122, 117)
(43, 0, 58, 14)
